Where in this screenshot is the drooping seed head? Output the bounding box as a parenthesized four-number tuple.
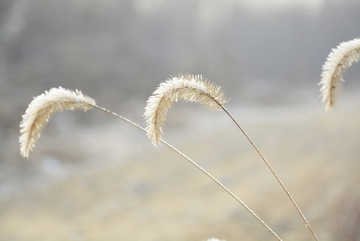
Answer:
(319, 38, 360, 112)
(144, 74, 228, 146)
(19, 87, 96, 158)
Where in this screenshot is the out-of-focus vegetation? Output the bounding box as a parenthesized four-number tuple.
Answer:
(0, 1, 360, 240)
(1, 0, 359, 115)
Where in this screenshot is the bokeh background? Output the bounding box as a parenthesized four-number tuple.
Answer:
(1, 0, 360, 240)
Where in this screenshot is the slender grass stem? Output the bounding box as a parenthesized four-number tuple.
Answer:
(91, 104, 282, 241)
(220, 106, 319, 241)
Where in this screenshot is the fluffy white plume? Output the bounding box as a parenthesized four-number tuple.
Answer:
(320, 38, 360, 111)
(20, 87, 96, 158)
(144, 74, 227, 146)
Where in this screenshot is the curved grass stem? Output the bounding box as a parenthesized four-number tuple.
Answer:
(220, 106, 319, 241)
(91, 104, 282, 241)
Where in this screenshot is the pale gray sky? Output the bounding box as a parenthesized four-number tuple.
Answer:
(134, 0, 326, 14)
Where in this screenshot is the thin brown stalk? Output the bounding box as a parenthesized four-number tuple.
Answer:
(145, 75, 318, 241)
(20, 87, 282, 240)
(92, 104, 282, 241)
(221, 107, 319, 241)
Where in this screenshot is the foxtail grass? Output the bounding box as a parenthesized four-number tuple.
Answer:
(145, 74, 318, 241)
(20, 86, 282, 241)
(20, 87, 96, 158)
(319, 38, 360, 111)
(144, 74, 227, 146)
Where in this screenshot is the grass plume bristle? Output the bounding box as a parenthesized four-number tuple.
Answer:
(319, 38, 360, 112)
(19, 87, 96, 158)
(144, 74, 228, 146)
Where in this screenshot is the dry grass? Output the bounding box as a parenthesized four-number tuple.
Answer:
(319, 38, 360, 112)
(15, 37, 360, 240)
(19, 87, 95, 158)
(19, 84, 281, 240)
(144, 74, 227, 147)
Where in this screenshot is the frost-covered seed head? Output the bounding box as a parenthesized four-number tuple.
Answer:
(20, 87, 96, 158)
(319, 38, 360, 112)
(144, 74, 228, 146)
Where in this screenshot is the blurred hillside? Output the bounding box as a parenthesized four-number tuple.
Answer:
(0, 0, 360, 240)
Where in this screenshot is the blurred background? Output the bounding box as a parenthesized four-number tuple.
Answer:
(0, 0, 360, 240)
